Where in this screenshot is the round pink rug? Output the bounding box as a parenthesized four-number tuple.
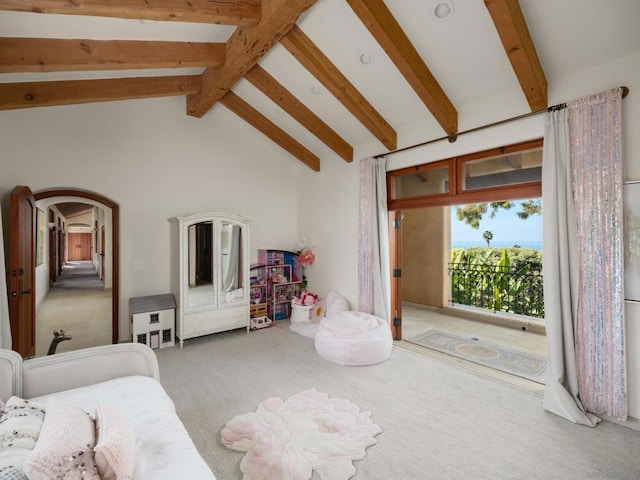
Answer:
(221, 389, 381, 479)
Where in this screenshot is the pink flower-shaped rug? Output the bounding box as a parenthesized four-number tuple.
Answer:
(221, 389, 382, 480)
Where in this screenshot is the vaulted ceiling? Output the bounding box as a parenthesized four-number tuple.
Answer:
(1, 0, 639, 171)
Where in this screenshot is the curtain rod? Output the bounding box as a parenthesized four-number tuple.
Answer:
(374, 86, 629, 159)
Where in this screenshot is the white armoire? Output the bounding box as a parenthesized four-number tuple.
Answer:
(169, 212, 250, 348)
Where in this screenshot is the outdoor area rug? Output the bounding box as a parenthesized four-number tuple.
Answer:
(406, 329, 547, 383)
(221, 388, 381, 480)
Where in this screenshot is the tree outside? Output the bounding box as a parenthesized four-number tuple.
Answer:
(456, 200, 542, 230)
(450, 198, 543, 319)
(483, 230, 493, 247)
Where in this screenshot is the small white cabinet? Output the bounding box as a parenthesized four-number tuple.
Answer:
(169, 212, 250, 348)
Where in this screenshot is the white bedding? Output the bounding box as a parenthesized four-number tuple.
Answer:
(31, 376, 216, 480)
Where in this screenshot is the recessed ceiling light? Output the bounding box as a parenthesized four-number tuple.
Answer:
(359, 52, 374, 66)
(310, 85, 322, 95)
(138, 19, 158, 25)
(433, 1, 454, 20)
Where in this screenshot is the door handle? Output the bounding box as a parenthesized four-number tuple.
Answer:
(11, 288, 33, 298)
(17, 279, 32, 298)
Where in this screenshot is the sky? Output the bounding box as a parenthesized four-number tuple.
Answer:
(450, 200, 543, 245)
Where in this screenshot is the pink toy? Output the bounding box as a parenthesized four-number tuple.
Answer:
(298, 248, 316, 268)
(291, 290, 318, 306)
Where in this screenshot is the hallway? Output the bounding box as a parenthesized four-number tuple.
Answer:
(35, 260, 112, 356)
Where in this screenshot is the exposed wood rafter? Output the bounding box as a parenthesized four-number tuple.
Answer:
(0, 0, 262, 25)
(187, 0, 317, 118)
(0, 75, 201, 110)
(347, 0, 458, 135)
(0, 0, 553, 172)
(0, 38, 226, 73)
(55, 202, 93, 218)
(280, 25, 397, 151)
(220, 91, 320, 172)
(484, 0, 547, 111)
(245, 65, 353, 162)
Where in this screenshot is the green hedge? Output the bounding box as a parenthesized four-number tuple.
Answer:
(449, 247, 544, 319)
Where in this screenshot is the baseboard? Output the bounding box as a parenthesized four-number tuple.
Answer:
(601, 414, 640, 431)
(403, 301, 546, 335)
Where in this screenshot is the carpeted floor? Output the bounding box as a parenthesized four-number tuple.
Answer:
(406, 329, 548, 384)
(156, 322, 640, 480)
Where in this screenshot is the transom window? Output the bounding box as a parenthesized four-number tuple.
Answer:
(387, 139, 542, 210)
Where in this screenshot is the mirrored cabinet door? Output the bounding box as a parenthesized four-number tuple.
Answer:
(187, 221, 215, 308)
(170, 213, 250, 348)
(219, 221, 245, 305)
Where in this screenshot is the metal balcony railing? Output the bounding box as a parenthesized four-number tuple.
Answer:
(448, 262, 544, 319)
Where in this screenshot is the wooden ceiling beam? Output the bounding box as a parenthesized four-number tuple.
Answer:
(221, 91, 320, 172)
(347, 0, 458, 135)
(484, 0, 547, 111)
(0, 75, 201, 110)
(0, 0, 261, 25)
(245, 65, 353, 162)
(0, 38, 225, 73)
(280, 25, 397, 151)
(187, 0, 317, 118)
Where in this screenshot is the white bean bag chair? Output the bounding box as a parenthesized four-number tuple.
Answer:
(314, 311, 393, 366)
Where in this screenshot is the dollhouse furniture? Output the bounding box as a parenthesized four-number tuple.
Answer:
(129, 293, 176, 349)
(251, 249, 303, 321)
(169, 213, 250, 347)
(249, 264, 268, 321)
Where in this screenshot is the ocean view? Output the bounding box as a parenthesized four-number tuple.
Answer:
(452, 240, 542, 250)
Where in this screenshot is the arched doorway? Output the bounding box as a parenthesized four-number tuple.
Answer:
(34, 188, 119, 344)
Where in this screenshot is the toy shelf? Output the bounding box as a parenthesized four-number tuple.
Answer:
(253, 249, 303, 321)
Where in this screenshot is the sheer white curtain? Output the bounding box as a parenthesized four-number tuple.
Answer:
(542, 108, 598, 426)
(0, 207, 11, 349)
(358, 157, 391, 321)
(542, 88, 626, 425)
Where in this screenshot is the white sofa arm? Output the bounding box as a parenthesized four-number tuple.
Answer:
(22, 343, 160, 399)
(0, 349, 22, 400)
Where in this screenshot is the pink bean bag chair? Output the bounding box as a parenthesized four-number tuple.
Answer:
(314, 310, 393, 366)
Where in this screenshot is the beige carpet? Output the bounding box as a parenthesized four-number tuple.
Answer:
(406, 329, 548, 384)
(156, 323, 640, 480)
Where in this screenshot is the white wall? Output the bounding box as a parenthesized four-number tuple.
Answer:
(1, 47, 638, 419)
(298, 50, 640, 419)
(0, 95, 301, 342)
(296, 156, 360, 309)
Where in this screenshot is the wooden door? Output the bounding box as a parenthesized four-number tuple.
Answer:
(8, 186, 36, 357)
(100, 226, 105, 281)
(58, 228, 64, 275)
(68, 232, 92, 260)
(389, 210, 403, 340)
(48, 227, 56, 287)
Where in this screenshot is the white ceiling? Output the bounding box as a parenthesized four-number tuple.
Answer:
(2, 0, 640, 159)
